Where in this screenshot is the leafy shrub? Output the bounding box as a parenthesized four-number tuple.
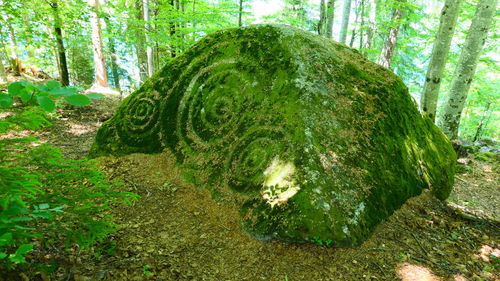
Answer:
(0, 82, 137, 271)
(0, 80, 104, 111)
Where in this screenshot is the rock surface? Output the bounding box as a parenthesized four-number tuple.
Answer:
(90, 24, 456, 247)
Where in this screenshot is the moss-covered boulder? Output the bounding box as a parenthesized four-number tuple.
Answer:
(90, 24, 456, 247)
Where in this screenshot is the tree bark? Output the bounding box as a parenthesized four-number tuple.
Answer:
(21, 2, 35, 59)
(358, 0, 365, 50)
(349, 0, 360, 47)
(318, 0, 326, 35)
(6, 23, 20, 75)
(325, 0, 335, 39)
(105, 18, 121, 91)
(363, 0, 376, 54)
(339, 0, 352, 43)
(143, 0, 154, 77)
(133, 0, 148, 82)
(88, 0, 108, 87)
(420, 0, 462, 122)
(378, 0, 404, 68)
(438, 0, 496, 140)
(50, 1, 70, 86)
(0, 52, 6, 83)
(238, 0, 244, 27)
(0, 31, 6, 82)
(170, 0, 177, 58)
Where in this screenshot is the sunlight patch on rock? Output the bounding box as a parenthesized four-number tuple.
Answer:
(261, 157, 300, 208)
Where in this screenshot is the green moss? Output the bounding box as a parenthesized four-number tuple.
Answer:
(90, 24, 456, 247)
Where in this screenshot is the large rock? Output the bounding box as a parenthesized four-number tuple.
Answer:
(90, 24, 456, 247)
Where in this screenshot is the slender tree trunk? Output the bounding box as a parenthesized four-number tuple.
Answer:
(349, 0, 360, 47)
(0, 32, 6, 82)
(143, 0, 154, 77)
(420, 0, 462, 121)
(339, 0, 353, 43)
(438, 0, 496, 140)
(318, 0, 326, 35)
(0, 53, 6, 83)
(21, 2, 35, 59)
(473, 101, 491, 142)
(6, 23, 20, 75)
(133, 0, 147, 82)
(88, 0, 108, 87)
(358, 0, 365, 50)
(364, 0, 376, 54)
(238, 0, 244, 27)
(170, 0, 177, 58)
(378, 0, 404, 68)
(192, 0, 197, 42)
(105, 19, 121, 91)
(325, 0, 335, 39)
(50, 1, 70, 86)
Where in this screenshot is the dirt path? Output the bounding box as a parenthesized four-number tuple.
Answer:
(31, 100, 500, 281)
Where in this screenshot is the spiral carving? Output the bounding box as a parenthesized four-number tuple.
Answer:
(117, 92, 160, 147)
(225, 127, 290, 194)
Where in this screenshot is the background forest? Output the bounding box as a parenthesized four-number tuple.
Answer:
(0, 0, 498, 142)
(0, 0, 499, 280)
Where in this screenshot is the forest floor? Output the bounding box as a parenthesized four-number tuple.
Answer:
(10, 98, 500, 281)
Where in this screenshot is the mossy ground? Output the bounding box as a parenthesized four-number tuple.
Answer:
(5, 101, 498, 281)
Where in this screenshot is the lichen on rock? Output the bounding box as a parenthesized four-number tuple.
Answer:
(89, 24, 456, 247)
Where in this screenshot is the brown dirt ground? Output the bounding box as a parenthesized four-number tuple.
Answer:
(5, 98, 500, 281)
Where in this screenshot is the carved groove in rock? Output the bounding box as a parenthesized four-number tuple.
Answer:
(90, 24, 456, 247)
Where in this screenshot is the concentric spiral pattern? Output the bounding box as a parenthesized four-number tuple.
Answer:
(158, 40, 296, 194)
(91, 24, 457, 247)
(116, 91, 161, 148)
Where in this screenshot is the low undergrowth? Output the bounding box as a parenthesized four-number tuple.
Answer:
(0, 81, 138, 274)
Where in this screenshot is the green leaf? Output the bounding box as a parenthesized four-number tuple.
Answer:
(86, 93, 105, 100)
(46, 80, 60, 90)
(0, 252, 7, 259)
(37, 96, 56, 112)
(48, 87, 77, 97)
(64, 94, 91, 106)
(8, 82, 25, 96)
(0, 233, 13, 246)
(0, 94, 13, 108)
(19, 89, 32, 103)
(38, 203, 50, 210)
(9, 244, 33, 263)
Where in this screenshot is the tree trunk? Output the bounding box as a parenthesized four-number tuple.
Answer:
(325, 0, 335, 39)
(0, 54, 6, 83)
(378, 0, 404, 68)
(363, 0, 376, 54)
(134, 0, 147, 82)
(105, 18, 121, 91)
(473, 101, 491, 142)
(6, 23, 20, 75)
(50, 1, 70, 86)
(438, 0, 496, 140)
(88, 0, 108, 87)
(21, 2, 35, 59)
(318, 0, 326, 35)
(0, 32, 6, 82)
(143, 0, 154, 77)
(349, 0, 360, 47)
(339, 0, 353, 43)
(238, 0, 244, 27)
(170, 0, 177, 58)
(358, 0, 365, 50)
(420, 0, 462, 122)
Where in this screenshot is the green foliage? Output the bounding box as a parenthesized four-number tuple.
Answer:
(312, 236, 333, 247)
(2, 80, 102, 112)
(0, 90, 137, 271)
